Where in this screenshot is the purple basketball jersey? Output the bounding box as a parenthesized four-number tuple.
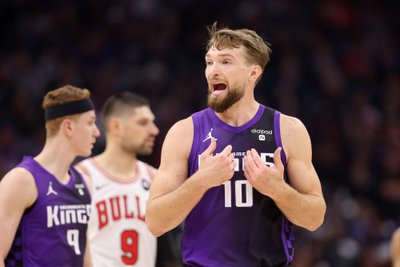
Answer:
(5, 156, 91, 267)
(183, 105, 294, 267)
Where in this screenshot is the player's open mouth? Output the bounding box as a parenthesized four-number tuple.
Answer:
(212, 83, 227, 95)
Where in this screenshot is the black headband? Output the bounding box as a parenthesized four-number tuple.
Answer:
(45, 98, 94, 121)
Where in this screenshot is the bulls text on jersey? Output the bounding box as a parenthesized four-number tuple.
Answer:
(95, 194, 146, 229)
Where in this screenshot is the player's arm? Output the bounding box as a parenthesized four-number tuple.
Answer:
(391, 228, 400, 267)
(146, 117, 234, 237)
(244, 115, 326, 231)
(146, 118, 202, 237)
(275, 115, 326, 230)
(0, 168, 37, 265)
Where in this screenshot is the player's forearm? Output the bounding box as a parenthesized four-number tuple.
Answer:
(146, 174, 208, 237)
(273, 184, 326, 231)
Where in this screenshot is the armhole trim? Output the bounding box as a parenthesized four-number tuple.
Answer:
(274, 111, 287, 167)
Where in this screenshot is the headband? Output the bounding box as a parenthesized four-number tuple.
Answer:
(45, 98, 94, 121)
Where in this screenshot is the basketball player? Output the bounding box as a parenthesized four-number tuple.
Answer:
(146, 23, 326, 266)
(391, 227, 400, 267)
(0, 85, 100, 267)
(76, 92, 166, 267)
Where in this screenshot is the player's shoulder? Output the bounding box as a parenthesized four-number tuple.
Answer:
(1, 166, 35, 185)
(164, 116, 194, 143)
(170, 116, 193, 133)
(0, 167, 37, 206)
(279, 113, 310, 141)
(280, 113, 307, 132)
(161, 115, 196, 160)
(279, 113, 312, 159)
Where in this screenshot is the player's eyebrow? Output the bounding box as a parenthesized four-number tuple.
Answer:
(205, 53, 236, 59)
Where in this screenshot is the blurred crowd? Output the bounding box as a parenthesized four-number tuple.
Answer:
(0, 0, 399, 266)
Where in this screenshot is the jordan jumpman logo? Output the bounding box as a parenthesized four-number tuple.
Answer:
(203, 128, 218, 142)
(46, 182, 58, 196)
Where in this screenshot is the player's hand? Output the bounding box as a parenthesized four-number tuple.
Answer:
(197, 137, 235, 189)
(243, 147, 285, 197)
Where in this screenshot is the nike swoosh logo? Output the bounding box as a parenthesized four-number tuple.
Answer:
(95, 184, 108, 190)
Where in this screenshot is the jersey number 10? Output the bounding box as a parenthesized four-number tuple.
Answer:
(223, 180, 253, 207)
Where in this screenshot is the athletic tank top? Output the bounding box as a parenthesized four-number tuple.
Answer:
(5, 156, 91, 267)
(79, 158, 157, 267)
(183, 105, 294, 267)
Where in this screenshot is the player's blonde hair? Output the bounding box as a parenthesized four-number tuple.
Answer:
(42, 85, 91, 137)
(206, 22, 272, 83)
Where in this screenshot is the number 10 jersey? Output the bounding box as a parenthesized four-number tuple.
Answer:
(184, 105, 295, 267)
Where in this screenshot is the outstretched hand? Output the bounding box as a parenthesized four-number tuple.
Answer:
(197, 138, 235, 189)
(243, 147, 285, 197)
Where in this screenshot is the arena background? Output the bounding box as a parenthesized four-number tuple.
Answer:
(0, 1, 399, 266)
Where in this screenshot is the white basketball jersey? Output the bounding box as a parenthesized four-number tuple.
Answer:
(80, 158, 157, 267)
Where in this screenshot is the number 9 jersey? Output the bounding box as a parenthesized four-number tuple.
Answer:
(5, 156, 91, 267)
(80, 158, 157, 267)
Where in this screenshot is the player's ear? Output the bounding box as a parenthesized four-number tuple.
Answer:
(108, 117, 122, 135)
(249, 65, 262, 83)
(61, 118, 74, 137)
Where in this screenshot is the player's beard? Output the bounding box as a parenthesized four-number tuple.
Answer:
(121, 141, 153, 156)
(207, 85, 245, 113)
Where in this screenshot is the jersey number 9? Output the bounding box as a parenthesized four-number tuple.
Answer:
(121, 230, 139, 265)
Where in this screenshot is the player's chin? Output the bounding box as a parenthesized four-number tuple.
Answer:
(78, 147, 93, 157)
(140, 147, 153, 156)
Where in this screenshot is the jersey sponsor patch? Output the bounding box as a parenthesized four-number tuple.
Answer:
(250, 128, 273, 142)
